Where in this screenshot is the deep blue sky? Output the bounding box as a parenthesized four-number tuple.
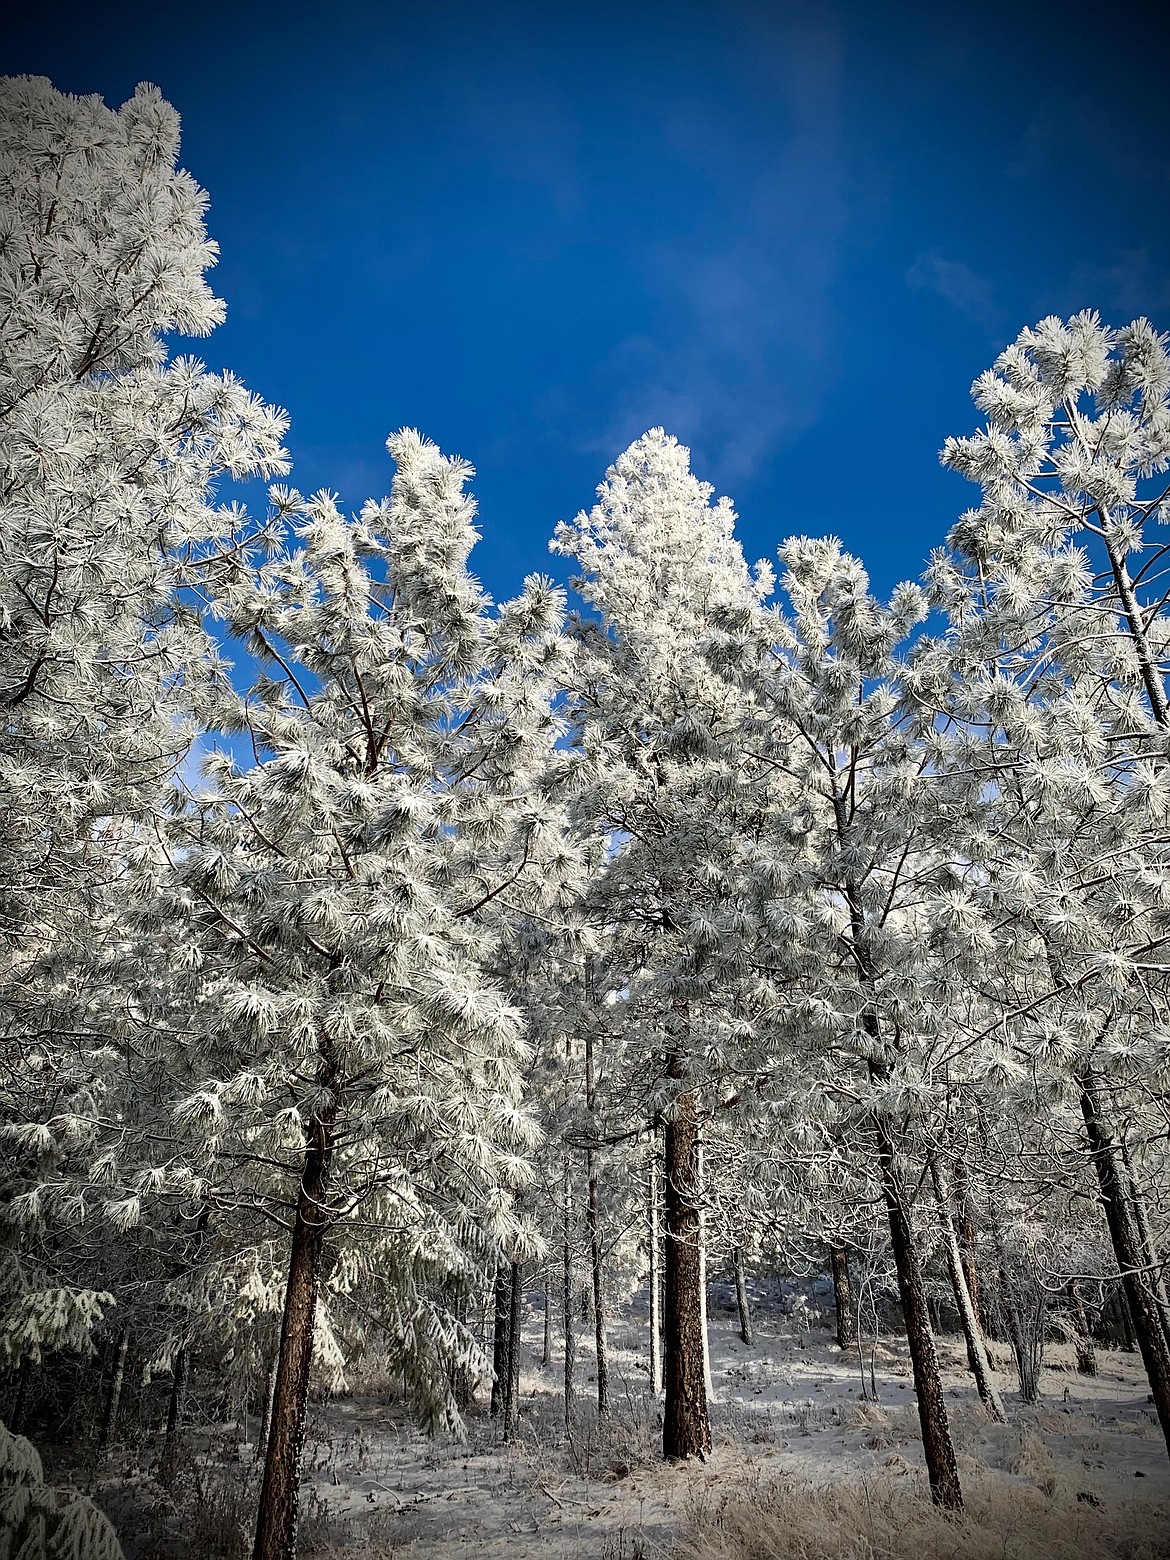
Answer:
(7, 1, 1170, 602)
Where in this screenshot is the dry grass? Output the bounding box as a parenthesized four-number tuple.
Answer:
(671, 1465, 1170, 1560)
(840, 1402, 918, 1449)
(565, 1397, 660, 1482)
(89, 1449, 261, 1560)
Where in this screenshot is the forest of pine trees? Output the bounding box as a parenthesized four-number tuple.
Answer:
(3, 76, 1170, 1560)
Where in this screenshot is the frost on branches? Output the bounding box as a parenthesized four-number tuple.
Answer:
(912, 312, 1170, 1455)
(3, 70, 1170, 1560)
(552, 430, 775, 1460)
(0, 75, 287, 1465)
(0, 75, 287, 968)
(140, 432, 567, 1560)
(0, 1417, 124, 1560)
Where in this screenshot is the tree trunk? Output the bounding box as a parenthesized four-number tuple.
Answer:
(1079, 1070, 1170, 1458)
(733, 1247, 753, 1346)
(952, 1159, 984, 1331)
(504, 1260, 522, 1440)
(159, 1345, 188, 1489)
(989, 1208, 1039, 1403)
(662, 1081, 710, 1459)
(9, 1357, 32, 1435)
(846, 863, 960, 1507)
(562, 1156, 575, 1428)
(585, 1024, 609, 1418)
(99, 1328, 129, 1454)
(930, 1157, 1006, 1423)
(542, 1275, 552, 1369)
(648, 1145, 662, 1394)
(829, 1246, 855, 1351)
(588, 1183, 610, 1418)
(1117, 1285, 1138, 1351)
(491, 1263, 511, 1419)
(697, 1136, 714, 1404)
(1105, 536, 1170, 725)
(1121, 1135, 1170, 1354)
(448, 1281, 473, 1410)
(252, 1108, 334, 1560)
(872, 1096, 962, 1510)
(257, 1351, 277, 1460)
(1068, 1283, 1097, 1377)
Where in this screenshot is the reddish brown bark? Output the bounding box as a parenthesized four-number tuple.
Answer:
(662, 1083, 710, 1459)
(252, 1082, 336, 1560)
(490, 1263, 511, 1419)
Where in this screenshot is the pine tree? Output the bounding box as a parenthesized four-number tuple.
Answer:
(140, 435, 565, 1560)
(552, 430, 773, 1459)
(0, 75, 287, 1414)
(721, 537, 965, 1508)
(915, 313, 1170, 1456)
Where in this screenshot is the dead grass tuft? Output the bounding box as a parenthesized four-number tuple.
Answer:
(841, 1401, 920, 1449)
(566, 1398, 659, 1483)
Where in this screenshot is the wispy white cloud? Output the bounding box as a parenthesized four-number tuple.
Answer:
(905, 251, 1005, 334)
(1044, 249, 1170, 322)
(540, 9, 848, 484)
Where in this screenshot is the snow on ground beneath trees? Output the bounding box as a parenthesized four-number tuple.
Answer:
(292, 1282, 1170, 1558)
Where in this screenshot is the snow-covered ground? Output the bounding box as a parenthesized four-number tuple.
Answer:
(295, 1284, 1170, 1557)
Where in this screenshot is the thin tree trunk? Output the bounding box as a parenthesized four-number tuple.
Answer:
(1105, 535, 1170, 725)
(870, 1080, 962, 1510)
(1116, 1284, 1138, 1351)
(930, 1157, 1006, 1423)
(491, 1263, 511, 1419)
(648, 1144, 662, 1394)
(1068, 1283, 1097, 1377)
(989, 1208, 1038, 1403)
(588, 1185, 610, 1418)
(252, 1093, 335, 1560)
(9, 1357, 32, 1435)
(504, 1260, 522, 1440)
(449, 1281, 472, 1410)
(697, 1136, 714, 1405)
(844, 859, 961, 1508)
(585, 1023, 609, 1417)
(829, 1245, 855, 1352)
(1121, 1135, 1170, 1353)
(258, 1352, 277, 1458)
(1079, 1069, 1170, 1458)
(159, 1345, 188, 1489)
(562, 1156, 575, 1427)
(952, 1159, 984, 1331)
(99, 1328, 129, 1454)
(733, 1247, 753, 1346)
(662, 1078, 710, 1459)
(542, 1274, 552, 1369)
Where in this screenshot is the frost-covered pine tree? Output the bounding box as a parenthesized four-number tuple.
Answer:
(0, 75, 287, 976)
(552, 430, 775, 1459)
(715, 537, 969, 1508)
(0, 1417, 124, 1560)
(134, 433, 565, 1560)
(911, 313, 1170, 1456)
(0, 76, 287, 1412)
